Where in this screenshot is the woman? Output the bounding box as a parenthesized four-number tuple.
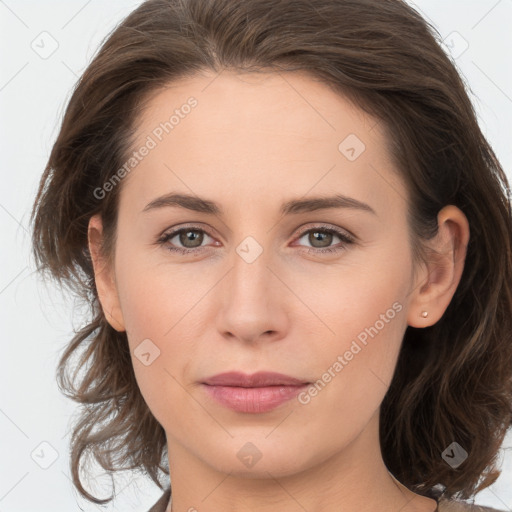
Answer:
(30, 0, 512, 511)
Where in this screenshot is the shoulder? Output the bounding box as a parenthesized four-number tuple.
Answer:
(438, 498, 506, 512)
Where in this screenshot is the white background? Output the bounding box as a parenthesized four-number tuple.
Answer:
(1, 1, 511, 511)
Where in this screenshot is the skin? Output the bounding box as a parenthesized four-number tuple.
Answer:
(88, 69, 469, 512)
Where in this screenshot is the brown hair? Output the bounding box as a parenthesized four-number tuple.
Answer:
(30, 0, 512, 505)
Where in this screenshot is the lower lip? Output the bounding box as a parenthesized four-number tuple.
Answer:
(202, 384, 309, 413)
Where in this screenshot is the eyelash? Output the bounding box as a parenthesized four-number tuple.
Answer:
(156, 223, 355, 256)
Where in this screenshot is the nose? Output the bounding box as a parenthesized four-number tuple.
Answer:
(215, 236, 289, 345)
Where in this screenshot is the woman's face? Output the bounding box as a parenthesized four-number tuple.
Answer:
(96, 70, 427, 478)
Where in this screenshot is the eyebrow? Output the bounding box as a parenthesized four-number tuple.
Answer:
(142, 192, 377, 216)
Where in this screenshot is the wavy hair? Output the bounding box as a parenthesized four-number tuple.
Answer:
(30, 0, 512, 505)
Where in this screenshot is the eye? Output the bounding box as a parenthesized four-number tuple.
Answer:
(157, 225, 216, 254)
(293, 224, 355, 254)
(156, 223, 355, 255)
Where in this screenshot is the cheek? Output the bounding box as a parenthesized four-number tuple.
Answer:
(115, 266, 196, 380)
(303, 248, 411, 402)
(114, 241, 206, 343)
(114, 260, 199, 427)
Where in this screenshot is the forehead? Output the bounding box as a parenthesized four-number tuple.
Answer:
(120, 69, 407, 219)
(135, 69, 375, 146)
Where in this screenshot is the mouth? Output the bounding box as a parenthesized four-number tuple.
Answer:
(201, 371, 311, 413)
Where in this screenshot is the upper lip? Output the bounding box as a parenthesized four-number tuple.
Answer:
(202, 371, 309, 387)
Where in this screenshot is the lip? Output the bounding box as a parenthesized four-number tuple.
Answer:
(202, 371, 310, 413)
(203, 371, 308, 387)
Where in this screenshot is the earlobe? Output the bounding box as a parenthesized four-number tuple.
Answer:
(88, 215, 126, 332)
(407, 205, 470, 328)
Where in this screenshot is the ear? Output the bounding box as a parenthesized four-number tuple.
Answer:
(88, 214, 126, 332)
(407, 205, 470, 327)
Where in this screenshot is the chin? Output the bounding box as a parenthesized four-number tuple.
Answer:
(196, 435, 324, 479)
